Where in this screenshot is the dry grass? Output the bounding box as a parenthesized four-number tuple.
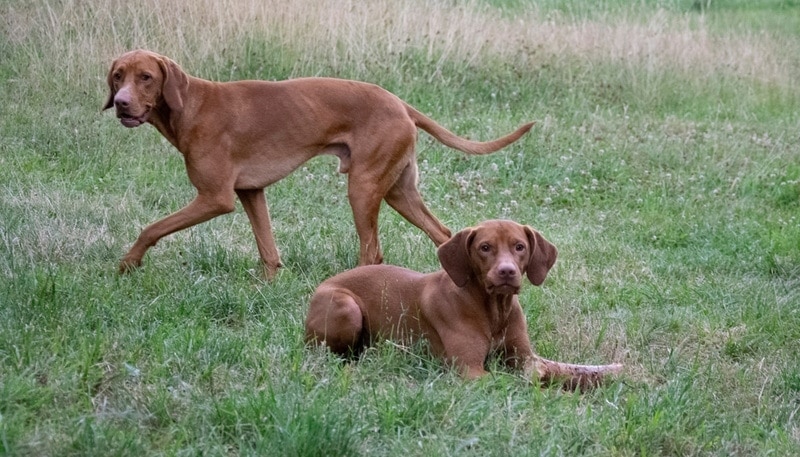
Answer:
(4, 0, 797, 87)
(3, 1, 799, 455)
(0, 185, 116, 269)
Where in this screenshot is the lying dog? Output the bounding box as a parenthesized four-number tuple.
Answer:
(305, 220, 622, 389)
(103, 50, 533, 278)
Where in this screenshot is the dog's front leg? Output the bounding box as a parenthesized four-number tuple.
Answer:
(120, 192, 235, 273)
(436, 330, 492, 379)
(522, 354, 623, 391)
(236, 189, 282, 280)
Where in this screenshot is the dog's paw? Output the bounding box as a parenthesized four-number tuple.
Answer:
(119, 258, 143, 274)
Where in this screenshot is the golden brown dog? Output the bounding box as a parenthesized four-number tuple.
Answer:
(305, 220, 622, 389)
(103, 50, 533, 279)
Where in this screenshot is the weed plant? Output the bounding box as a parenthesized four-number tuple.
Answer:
(1, 0, 799, 455)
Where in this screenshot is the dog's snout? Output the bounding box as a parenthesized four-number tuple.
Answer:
(496, 262, 518, 278)
(113, 88, 131, 109)
(114, 96, 130, 109)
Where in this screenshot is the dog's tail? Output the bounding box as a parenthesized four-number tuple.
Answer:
(531, 355, 623, 391)
(405, 103, 534, 155)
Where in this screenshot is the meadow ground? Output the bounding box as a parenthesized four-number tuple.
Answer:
(1, 0, 799, 455)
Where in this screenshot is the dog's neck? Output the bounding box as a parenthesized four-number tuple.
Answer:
(147, 106, 180, 150)
(147, 76, 206, 151)
(477, 288, 517, 336)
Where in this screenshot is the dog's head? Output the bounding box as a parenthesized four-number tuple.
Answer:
(437, 220, 557, 295)
(103, 49, 188, 127)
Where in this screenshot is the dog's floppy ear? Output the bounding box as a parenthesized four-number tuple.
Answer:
(157, 56, 189, 112)
(103, 58, 118, 111)
(437, 228, 475, 287)
(525, 226, 558, 286)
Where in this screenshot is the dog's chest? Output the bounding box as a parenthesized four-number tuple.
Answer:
(486, 298, 515, 346)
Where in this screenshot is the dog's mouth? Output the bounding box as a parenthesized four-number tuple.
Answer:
(486, 281, 520, 295)
(117, 108, 150, 128)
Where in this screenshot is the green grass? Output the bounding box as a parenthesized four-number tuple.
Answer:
(2, 0, 799, 455)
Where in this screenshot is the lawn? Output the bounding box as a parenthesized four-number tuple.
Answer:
(1, 0, 799, 455)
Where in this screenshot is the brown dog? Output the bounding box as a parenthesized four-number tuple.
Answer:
(305, 220, 622, 389)
(103, 50, 533, 279)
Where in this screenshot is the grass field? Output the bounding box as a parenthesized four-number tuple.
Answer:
(1, 0, 799, 455)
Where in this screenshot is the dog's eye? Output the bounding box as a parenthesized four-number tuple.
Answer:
(515, 243, 525, 252)
(140, 73, 152, 82)
(479, 243, 491, 253)
(112, 72, 122, 82)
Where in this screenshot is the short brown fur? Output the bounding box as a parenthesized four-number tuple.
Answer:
(104, 50, 534, 278)
(305, 220, 622, 389)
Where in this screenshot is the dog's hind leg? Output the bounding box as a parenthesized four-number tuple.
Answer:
(384, 161, 451, 246)
(305, 287, 365, 357)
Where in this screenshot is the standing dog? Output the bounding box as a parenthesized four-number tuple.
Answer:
(305, 220, 622, 389)
(104, 50, 533, 278)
